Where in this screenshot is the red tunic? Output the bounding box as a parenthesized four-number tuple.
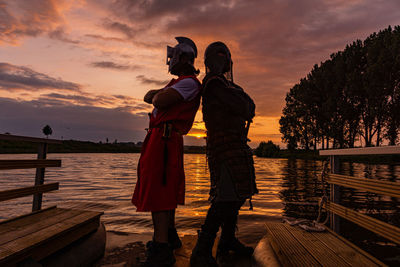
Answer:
(132, 75, 201, 212)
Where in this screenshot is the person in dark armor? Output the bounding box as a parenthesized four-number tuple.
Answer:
(190, 42, 257, 267)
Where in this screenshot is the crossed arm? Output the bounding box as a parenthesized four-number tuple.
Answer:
(204, 79, 255, 120)
(144, 88, 184, 110)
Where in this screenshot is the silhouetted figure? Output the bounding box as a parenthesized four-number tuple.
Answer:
(132, 37, 201, 267)
(191, 42, 257, 267)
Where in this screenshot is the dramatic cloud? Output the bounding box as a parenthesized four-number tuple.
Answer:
(102, 19, 139, 39)
(107, 0, 400, 116)
(40, 92, 151, 112)
(136, 75, 170, 86)
(89, 61, 140, 71)
(99, 18, 165, 48)
(0, 0, 65, 44)
(0, 97, 148, 142)
(48, 26, 80, 44)
(0, 62, 81, 92)
(84, 34, 126, 43)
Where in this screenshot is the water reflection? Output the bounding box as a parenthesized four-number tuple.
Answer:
(0, 154, 399, 263)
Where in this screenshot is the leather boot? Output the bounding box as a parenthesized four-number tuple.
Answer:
(168, 227, 182, 249)
(217, 236, 254, 257)
(142, 240, 176, 267)
(190, 229, 218, 267)
(217, 207, 253, 263)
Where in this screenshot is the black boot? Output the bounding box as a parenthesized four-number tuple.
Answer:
(190, 229, 218, 267)
(217, 236, 254, 257)
(168, 227, 182, 249)
(217, 205, 253, 263)
(142, 240, 176, 267)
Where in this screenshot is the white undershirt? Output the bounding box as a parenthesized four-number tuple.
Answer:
(153, 78, 199, 117)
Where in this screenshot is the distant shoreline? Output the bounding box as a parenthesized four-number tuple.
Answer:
(2, 139, 398, 164)
(0, 139, 206, 154)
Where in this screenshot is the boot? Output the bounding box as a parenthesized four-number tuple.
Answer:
(217, 206, 253, 263)
(142, 240, 176, 267)
(217, 236, 254, 258)
(168, 227, 182, 249)
(190, 229, 218, 267)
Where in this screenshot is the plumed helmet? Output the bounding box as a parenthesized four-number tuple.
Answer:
(166, 37, 198, 75)
(204, 41, 232, 76)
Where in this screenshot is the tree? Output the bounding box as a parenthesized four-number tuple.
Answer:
(255, 141, 280, 157)
(42, 125, 53, 138)
(279, 25, 400, 149)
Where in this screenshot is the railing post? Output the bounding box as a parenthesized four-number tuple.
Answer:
(32, 142, 48, 211)
(330, 155, 340, 233)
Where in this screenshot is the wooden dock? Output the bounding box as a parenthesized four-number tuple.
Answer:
(264, 146, 400, 267)
(0, 207, 103, 266)
(266, 222, 385, 266)
(0, 134, 105, 266)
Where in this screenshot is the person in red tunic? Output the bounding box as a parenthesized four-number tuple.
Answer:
(132, 37, 201, 267)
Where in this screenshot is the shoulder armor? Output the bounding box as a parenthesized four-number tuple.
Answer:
(203, 74, 229, 89)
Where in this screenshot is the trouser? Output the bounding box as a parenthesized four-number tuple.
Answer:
(201, 200, 245, 239)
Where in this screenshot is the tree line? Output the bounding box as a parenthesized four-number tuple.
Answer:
(280, 26, 400, 150)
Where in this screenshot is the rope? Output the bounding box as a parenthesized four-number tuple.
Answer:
(316, 160, 330, 225)
(283, 217, 326, 232)
(283, 160, 330, 232)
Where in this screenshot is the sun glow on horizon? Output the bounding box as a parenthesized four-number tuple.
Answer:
(187, 133, 207, 139)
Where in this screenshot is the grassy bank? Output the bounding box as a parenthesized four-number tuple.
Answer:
(0, 139, 207, 154)
(0, 140, 141, 154)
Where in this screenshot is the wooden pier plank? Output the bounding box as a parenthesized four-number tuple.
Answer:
(0, 208, 103, 265)
(0, 210, 101, 255)
(0, 207, 59, 234)
(28, 218, 100, 262)
(0, 159, 61, 170)
(0, 208, 84, 246)
(319, 145, 400, 156)
(325, 174, 400, 198)
(311, 228, 386, 266)
(266, 222, 321, 267)
(281, 223, 350, 267)
(0, 183, 59, 202)
(324, 201, 400, 245)
(266, 222, 386, 267)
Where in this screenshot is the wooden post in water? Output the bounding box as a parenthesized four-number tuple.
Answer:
(330, 155, 340, 233)
(32, 142, 48, 211)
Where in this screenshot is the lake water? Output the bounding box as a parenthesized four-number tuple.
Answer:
(1, 153, 399, 264)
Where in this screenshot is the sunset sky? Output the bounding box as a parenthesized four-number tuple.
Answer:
(1, 0, 400, 147)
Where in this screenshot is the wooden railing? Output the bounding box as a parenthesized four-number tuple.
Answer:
(319, 145, 400, 245)
(0, 134, 62, 211)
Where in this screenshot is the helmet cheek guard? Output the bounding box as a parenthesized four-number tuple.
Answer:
(166, 46, 174, 65)
(166, 37, 198, 75)
(166, 45, 181, 73)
